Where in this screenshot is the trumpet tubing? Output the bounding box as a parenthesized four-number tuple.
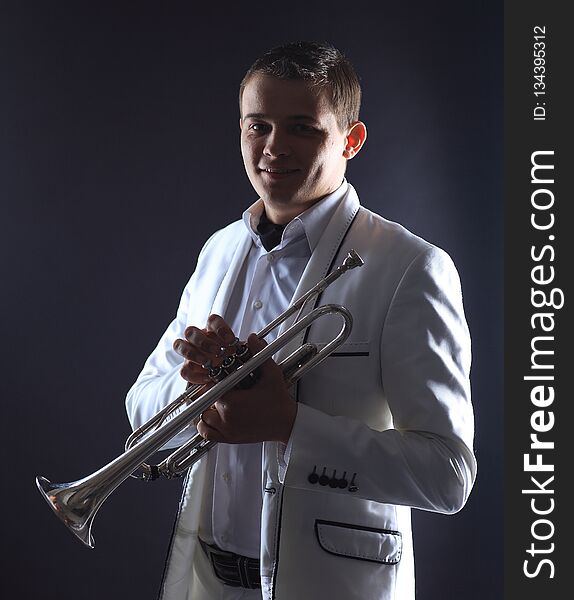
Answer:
(36, 250, 364, 548)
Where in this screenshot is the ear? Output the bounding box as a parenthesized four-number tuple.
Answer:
(343, 121, 367, 159)
(239, 118, 243, 131)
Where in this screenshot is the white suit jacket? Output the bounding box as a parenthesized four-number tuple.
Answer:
(126, 183, 477, 600)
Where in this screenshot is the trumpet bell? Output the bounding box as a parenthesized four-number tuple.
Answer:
(36, 475, 97, 549)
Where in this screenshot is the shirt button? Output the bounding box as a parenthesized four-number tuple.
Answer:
(253, 300, 263, 310)
(222, 472, 231, 482)
(267, 253, 276, 263)
(221, 533, 228, 543)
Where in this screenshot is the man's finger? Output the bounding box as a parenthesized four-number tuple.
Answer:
(183, 326, 223, 356)
(173, 338, 218, 368)
(206, 314, 238, 348)
(180, 361, 212, 384)
(246, 333, 279, 376)
(247, 332, 267, 353)
(197, 409, 225, 442)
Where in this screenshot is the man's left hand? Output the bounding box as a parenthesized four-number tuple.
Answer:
(196, 333, 297, 445)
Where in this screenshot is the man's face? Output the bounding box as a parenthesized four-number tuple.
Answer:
(240, 74, 349, 223)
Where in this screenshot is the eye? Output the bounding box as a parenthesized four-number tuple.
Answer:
(248, 122, 270, 133)
(292, 124, 319, 134)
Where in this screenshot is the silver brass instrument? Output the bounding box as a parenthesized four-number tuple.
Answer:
(36, 250, 364, 549)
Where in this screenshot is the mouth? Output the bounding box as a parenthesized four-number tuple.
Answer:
(260, 167, 298, 173)
(258, 167, 300, 181)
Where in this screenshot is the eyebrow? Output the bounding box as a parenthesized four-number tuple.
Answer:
(243, 113, 320, 124)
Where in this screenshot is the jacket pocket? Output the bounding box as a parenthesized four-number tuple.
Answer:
(314, 520, 402, 565)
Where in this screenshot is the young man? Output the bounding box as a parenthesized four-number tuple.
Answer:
(126, 41, 476, 600)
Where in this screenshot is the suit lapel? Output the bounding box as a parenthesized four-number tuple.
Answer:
(209, 224, 254, 319)
(273, 185, 361, 363)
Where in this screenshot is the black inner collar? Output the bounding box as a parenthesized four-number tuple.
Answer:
(256, 210, 287, 251)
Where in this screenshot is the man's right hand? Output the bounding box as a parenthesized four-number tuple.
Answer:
(173, 314, 239, 385)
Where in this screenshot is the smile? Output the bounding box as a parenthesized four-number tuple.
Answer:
(260, 168, 298, 174)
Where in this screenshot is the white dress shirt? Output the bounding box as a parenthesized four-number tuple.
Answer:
(198, 180, 349, 559)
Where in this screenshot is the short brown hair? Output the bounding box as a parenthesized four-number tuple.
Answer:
(239, 41, 362, 131)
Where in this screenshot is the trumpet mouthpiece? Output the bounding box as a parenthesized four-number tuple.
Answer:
(343, 249, 364, 270)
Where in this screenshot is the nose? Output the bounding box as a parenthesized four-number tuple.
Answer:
(263, 129, 290, 158)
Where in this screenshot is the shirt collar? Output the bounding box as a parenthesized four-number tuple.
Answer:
(242, 179, 349, 252)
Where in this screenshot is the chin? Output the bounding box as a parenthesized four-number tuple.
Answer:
(254, 185, 296, 205)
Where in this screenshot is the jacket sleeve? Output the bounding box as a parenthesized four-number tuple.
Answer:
(124, 278, 195, 450)
(282, 246, 477, 514)
(124, 233, 219, 450)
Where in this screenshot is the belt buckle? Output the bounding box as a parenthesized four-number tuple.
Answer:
(200, 539, 261, 589)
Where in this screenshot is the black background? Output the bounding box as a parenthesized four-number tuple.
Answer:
(1, 2, 503, 599)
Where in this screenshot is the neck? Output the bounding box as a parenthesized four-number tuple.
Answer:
(262, 179, 345, 224)
(263, 205, 300, 225)
(263, 195, 325, 225)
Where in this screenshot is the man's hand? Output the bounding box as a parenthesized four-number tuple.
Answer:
(173, 314, 238, 385)
(173, 316, 297, 445)
(198, 333, 297, 445)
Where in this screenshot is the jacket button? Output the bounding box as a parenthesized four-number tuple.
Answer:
(348, 473, 358, 492)
(329, 470, 339, 488)
(308, 466, 319, 484)
(318, 467, 329, 486)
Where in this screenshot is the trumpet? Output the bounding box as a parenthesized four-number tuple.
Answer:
(36, 250, 364, 549)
